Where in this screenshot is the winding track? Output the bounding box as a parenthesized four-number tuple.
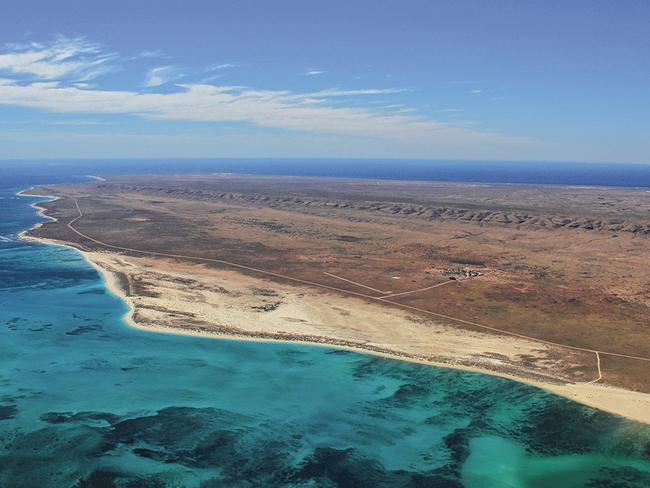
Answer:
(63, 195, 650, 383)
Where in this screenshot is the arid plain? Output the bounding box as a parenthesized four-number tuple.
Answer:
(24, 174, 650, 421)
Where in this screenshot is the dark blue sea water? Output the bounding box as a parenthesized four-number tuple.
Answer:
(1, 170, 650, 486)
(2, 158, 650, 188)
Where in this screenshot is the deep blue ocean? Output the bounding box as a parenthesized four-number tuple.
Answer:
(1, 158, 650, 188)
(1, 163, 650, 487)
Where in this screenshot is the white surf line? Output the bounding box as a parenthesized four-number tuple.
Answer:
(16, 188, 52, 198)
(86, 175, 106, 181)
(323, 272, 391, 294)
(379, 279, 457, 299)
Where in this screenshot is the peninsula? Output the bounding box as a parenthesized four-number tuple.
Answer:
(21, 174, 650, 422)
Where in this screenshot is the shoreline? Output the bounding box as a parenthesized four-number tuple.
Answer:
(70, 240, 650, 425)
(16, 188, 59, 238)
(90, 253, 650, 425)
(16, 190, 650, 424)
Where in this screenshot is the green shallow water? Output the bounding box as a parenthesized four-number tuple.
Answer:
(1, 187, 649, 487)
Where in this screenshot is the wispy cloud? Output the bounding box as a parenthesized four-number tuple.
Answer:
(306, 88, 407, 97)
(144, 66, 183, 87)
(201, 74, 224, 83)
(0, 80, 534, 150)
(0, 37, 537, 154)
(0, 36, 116, 81)
(206, 63, 238, 71)
(470, 89, 482, 94)
(305, 69, 325, 76)
(199, 63, 239, 82)
(131, 49, 167, 60)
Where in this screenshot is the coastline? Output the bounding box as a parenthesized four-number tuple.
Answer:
(16, 188, 60, 239)
(16, 189, 650, 425)
(88, 250, 650, 425)
(71, 240, 650, 424)
(17, 188, 137, 328)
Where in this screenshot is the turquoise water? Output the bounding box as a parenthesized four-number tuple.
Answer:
(1, 185, 649, 487)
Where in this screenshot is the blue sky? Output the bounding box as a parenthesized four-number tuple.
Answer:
(0, 0, 648, 163)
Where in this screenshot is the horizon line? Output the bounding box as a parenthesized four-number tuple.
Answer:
(1, 157, 650, 166)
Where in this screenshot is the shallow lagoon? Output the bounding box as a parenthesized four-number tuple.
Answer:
(1, 187, 649, 487)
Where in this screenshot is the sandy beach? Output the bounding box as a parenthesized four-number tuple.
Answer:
(88, 249, 650, 425)
(91, 250, 650, 425)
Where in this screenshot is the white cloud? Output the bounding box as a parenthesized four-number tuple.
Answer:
(303, 88, 407, 98)
(0, 79, 535, 151)
(0, 36, 116, 81)
(0, 37, 540, 158)
(201, 73, 224, 83)
(132, 50, 167, 59)
(144, 66, 184, 87)
(470, 89, 482, 94)
(206, 63, 238, 71)
(305, 69, 325, 76)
